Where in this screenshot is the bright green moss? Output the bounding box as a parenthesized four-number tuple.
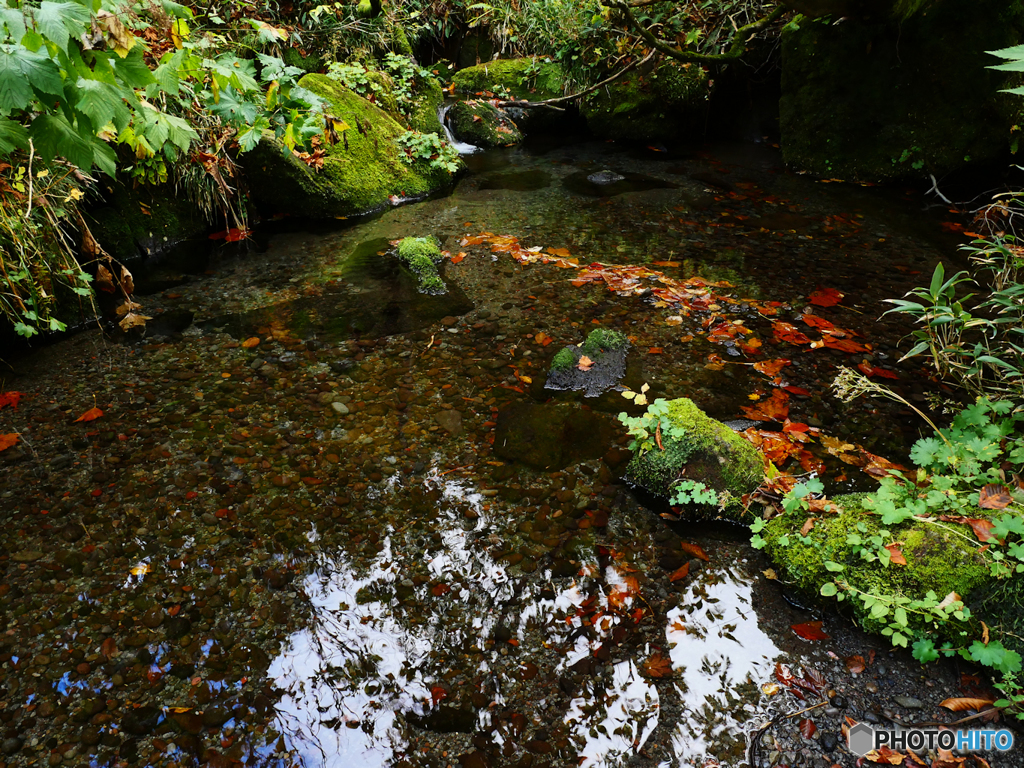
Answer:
(240, 75, 452, 218)
(582, 327, 627, 356)
(452, 58, 566, 101)
(550, 347, 576, 371)
(396, 236, 445, 294)
(625, 397, 763, 518)
(408, 76, 445, 135)
(763, 493, 991, 638)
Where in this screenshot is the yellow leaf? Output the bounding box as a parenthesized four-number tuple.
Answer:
(129, 562, 150, 577)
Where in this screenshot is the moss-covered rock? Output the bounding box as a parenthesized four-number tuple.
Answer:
(396, 236, 444, 293)
(581, 62, 709, 142)
(241, 74, 453, 218)
(452, 58, 569, 133)
(447, 100, 523, 148)
(761, 493, 995, 640)
(453, 57, 566, 101)
(408, 75, 445, 135)
(86, 180, 207, 268)
(625, 398, 763, 514)
(582, 327, 628, 356)
(779, 0, 1024, 181)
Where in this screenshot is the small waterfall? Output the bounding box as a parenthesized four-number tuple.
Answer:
(438, 101, 481, 155)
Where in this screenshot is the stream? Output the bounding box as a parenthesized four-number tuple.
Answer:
(0, 137, 999, 768)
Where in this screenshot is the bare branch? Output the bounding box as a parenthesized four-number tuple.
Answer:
(493, 51, 657, 111)
(608, 1, 787, 64)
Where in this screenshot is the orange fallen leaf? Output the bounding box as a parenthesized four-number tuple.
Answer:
(669, 562, 690, 582)
(642, 652, 673, 678)
(800, 517, 815, 535)
(450, 252, 466, 264)
(0, 391, 23, 409)
(577, 355, 595, 372)
(74, 407, 104, 423)
(648, 347, 664, 354)
(940, 697, 995, 712)
(885, 542, 908, 565)
(241, 337, 261, 348)
(809, 287, 844, 307)
(772, 321, 812, 345)
(741, 389, 790, 422)
(791, 621, 830, 641)
(978, 484, 1013, 510)
(533, 332, 554, 346)
(0, 433, 18, 452)
(753, 359, 791, 377)
(858, 362, 899, 380)
(846, 654, 866, 674)
(679, 542, 709, 561)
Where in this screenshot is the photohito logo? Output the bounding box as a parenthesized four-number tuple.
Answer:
(847, 722, 1015, 756)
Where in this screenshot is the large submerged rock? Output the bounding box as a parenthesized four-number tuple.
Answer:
(494, 403, 612, 470)
(241, 75, 453, 218)
(779, 0, 1024, 181)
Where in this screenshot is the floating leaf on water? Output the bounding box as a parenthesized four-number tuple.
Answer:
(668, 562, 690, 582)
(809, 286, 844, 307)
(642, 652, 673, 679)
(0, 433, 19, 452)
(129, 562, 151, 578)
(241, 337, 261, 348)
(0, 392, 24, 409)
(679, 541, 709, 561)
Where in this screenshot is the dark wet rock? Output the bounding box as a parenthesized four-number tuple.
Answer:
(121, 704, 160, 735)
(546, 329, 630, 398)
(494, 403, 612, 470)
(819, 732, 839, 752)
(562, 170, 675, 198)
(2, 737, 23, 754)
(587, 170, 626, 185)
(458, 750, 490, 768)
(199, 239, 473, 342)
(144, 308, 195, 338)
(448, 100, 522, 148)
(407, 705, 476, 733)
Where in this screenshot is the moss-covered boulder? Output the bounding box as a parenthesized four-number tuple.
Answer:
(447, 100, 523, 148)
(86, 180, 207, 267)
(779, 0, 1024, 181)
(625, 398, 763, 513)
(453, 58, 569, 133)
(581, 62, 709, 142)
(761, 493, 997, 642)
(396, 236, 444, 293)
(241, 74, 453, 218)
(408, 75, 445, 135)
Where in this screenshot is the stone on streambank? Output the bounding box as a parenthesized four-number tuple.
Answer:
(625, 398, 763, 520)
(780, 0, 1024, 181)
(396, 236, 445, 294)
(452, 57, 569, 133)
(759, 493, 1024, 650)
(447, 100, 523, 148)
(581, 62, 709, 142)
(241, 75, 454, 218)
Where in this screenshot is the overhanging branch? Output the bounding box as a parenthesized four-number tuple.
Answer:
(607, 1, 788, 64)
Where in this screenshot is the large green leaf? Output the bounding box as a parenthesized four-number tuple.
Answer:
(206, 86, 259, 124)
(33, 1, 91, 53)
(0, 7, 26, 43)
(0, 115, 28, 153)
(30, 111, 93, 168)
(110, 47, 155, 89)
(988, 60, 1024, 73)
(75, 76, 130, 131)
(0, 45, 33, 113)
(987, 44, 1024, 60)
(17, 44, 63, 97)
(90, 133, 116, 176)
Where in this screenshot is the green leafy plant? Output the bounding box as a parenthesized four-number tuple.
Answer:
(395, 130, 460, 173)
(670, 478, 718, 506)
(617, 397, 684, 455)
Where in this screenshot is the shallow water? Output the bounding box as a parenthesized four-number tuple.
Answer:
(0, 138, 983, 768)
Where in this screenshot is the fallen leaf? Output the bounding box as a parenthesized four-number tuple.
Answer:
(865, 746, 908, 764)
(938, 516, 997, 543)
(100, 636, 117, 659)
(846, 654, 866, 674)
(799, 718, 817, 739)
(450, 252, 466, 264)
(809, 287, 844, 307)
(679, 542, 710, 561)
(762, 568, 778, 580)
(753, 358, 791, 377)
(431, 686, 448, 705)
(669, 562, 690, 582)
(791, 621, 830, 641)
(741, 389, 790, 422)
(940, 697, 995, 712)
(648, 347, 664, 354)
(241, 337, 261, 348)
(74, 407, 104, 423)
(772, 321, 812, 345)
(577, 355, 595, 372)
(431, 583, 451, 597)
(936, 591, 962, 611)
(800, 517, 815, 535)
(858, 362, 900, 380)
(642, 652, 673, 678)
(978, 484, 1013, 510)
(534, 332, 554, 346)
(802, 313, 835, 330)
(0, 392, 23, 409)
(0, 433, 18, 452)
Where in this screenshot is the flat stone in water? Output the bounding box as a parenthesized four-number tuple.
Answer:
(895, 695, 924, 709)
(586, 169, 626, 184)
(435, 410, 463, 435)
(562, 170, 676, 198)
